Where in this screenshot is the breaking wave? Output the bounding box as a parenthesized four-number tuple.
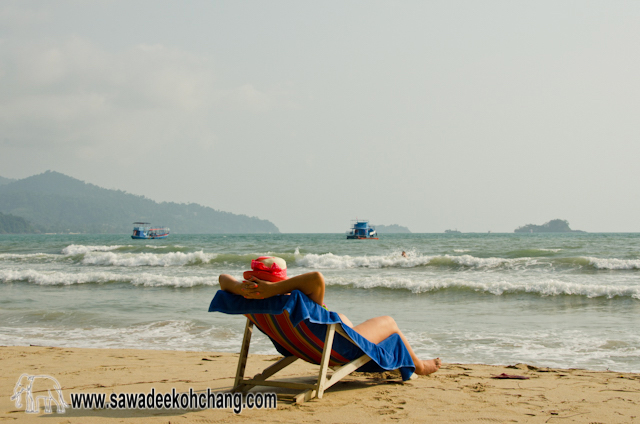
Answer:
(61, 244, 123, 255)
(1, 244, 639, 272)
(2, 268, 638, 298)
(0, 269, 217, 287)
(326, 275, 640, 299)
(586, 257, 640, 270)
(79, 251, 218, 267)
(296, 253, 640, 271)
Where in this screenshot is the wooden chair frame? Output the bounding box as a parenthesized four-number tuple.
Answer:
(232, 317, 372, 403)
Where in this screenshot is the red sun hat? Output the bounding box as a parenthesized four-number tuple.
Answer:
(243, 256, 287, 282)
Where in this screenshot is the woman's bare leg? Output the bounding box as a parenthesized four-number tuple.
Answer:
(337, 313, 354, 327)
(353, 315, 441, 375)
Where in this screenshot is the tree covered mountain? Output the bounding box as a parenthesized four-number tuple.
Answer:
(514, 219, 584, 233)
(0, 176, 15, 186)
(0, 171, 279, 234)
(0, 211, 38, 234)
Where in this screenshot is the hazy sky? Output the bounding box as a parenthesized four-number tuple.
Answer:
(1, 1, 639, 233)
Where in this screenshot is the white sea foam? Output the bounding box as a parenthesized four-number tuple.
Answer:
(586, 257, 640, 270)
(62, 244, 123, 255)
(0, 253, 59, 260)
(298, 252, 640, 271)
(326, 274, 640, 299)
(297, 252, 523, 269)
(448, 254, 518, 268)
(3, 261, 638, 296)
(50, 247, 640, 272)
(80, 250, 217, 267)
(297, 252, 411, 269)
(0, 269, 217, 287)
(0, 321, 264, 353)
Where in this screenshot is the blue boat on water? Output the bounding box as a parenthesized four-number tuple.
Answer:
(131, 222, 170, 239)
(346, 220, 378, 240)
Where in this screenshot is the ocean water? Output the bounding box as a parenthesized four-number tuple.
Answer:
(1, 233, 639, 372)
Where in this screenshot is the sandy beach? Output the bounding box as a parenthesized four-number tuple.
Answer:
(1, 346, 638, 423)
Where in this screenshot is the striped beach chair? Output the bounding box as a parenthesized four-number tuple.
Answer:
(209, 290, 415, 403)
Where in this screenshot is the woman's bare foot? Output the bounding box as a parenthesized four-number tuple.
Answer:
(415, 358, 441, 375)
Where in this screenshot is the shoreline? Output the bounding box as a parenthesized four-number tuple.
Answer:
(1, 346, 639, 423)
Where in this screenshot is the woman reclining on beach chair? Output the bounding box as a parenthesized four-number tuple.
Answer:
(219, 257, 441, 376)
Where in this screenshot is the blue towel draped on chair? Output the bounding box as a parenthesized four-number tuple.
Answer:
(209, 290, 415, 381)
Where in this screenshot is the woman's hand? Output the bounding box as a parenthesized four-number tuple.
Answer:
(241, 276, 275, 299)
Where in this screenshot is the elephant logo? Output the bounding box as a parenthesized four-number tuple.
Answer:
(10, 373, 68, 414)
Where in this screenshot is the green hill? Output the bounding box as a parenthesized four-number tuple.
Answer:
(0, 171, 279, 234)
(0, 211, 38, 234)
(0, 176, 15, 186)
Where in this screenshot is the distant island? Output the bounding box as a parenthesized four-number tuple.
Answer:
(0, 171, 280, 234)
(375, 224, 411, 233)
(514, 219, 585, 233)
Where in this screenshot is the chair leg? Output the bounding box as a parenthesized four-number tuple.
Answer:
(231, 319, 374, 404)
(294, 389, 316, 404)
(315, 323, 336, 399)
(232, 318, 253, 392)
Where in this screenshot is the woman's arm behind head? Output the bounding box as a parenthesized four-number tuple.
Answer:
(219, 274, 245, 296)
(225, 271, 326, 306)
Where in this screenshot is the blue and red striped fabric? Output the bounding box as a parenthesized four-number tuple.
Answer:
(246, 311, 351, 366)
